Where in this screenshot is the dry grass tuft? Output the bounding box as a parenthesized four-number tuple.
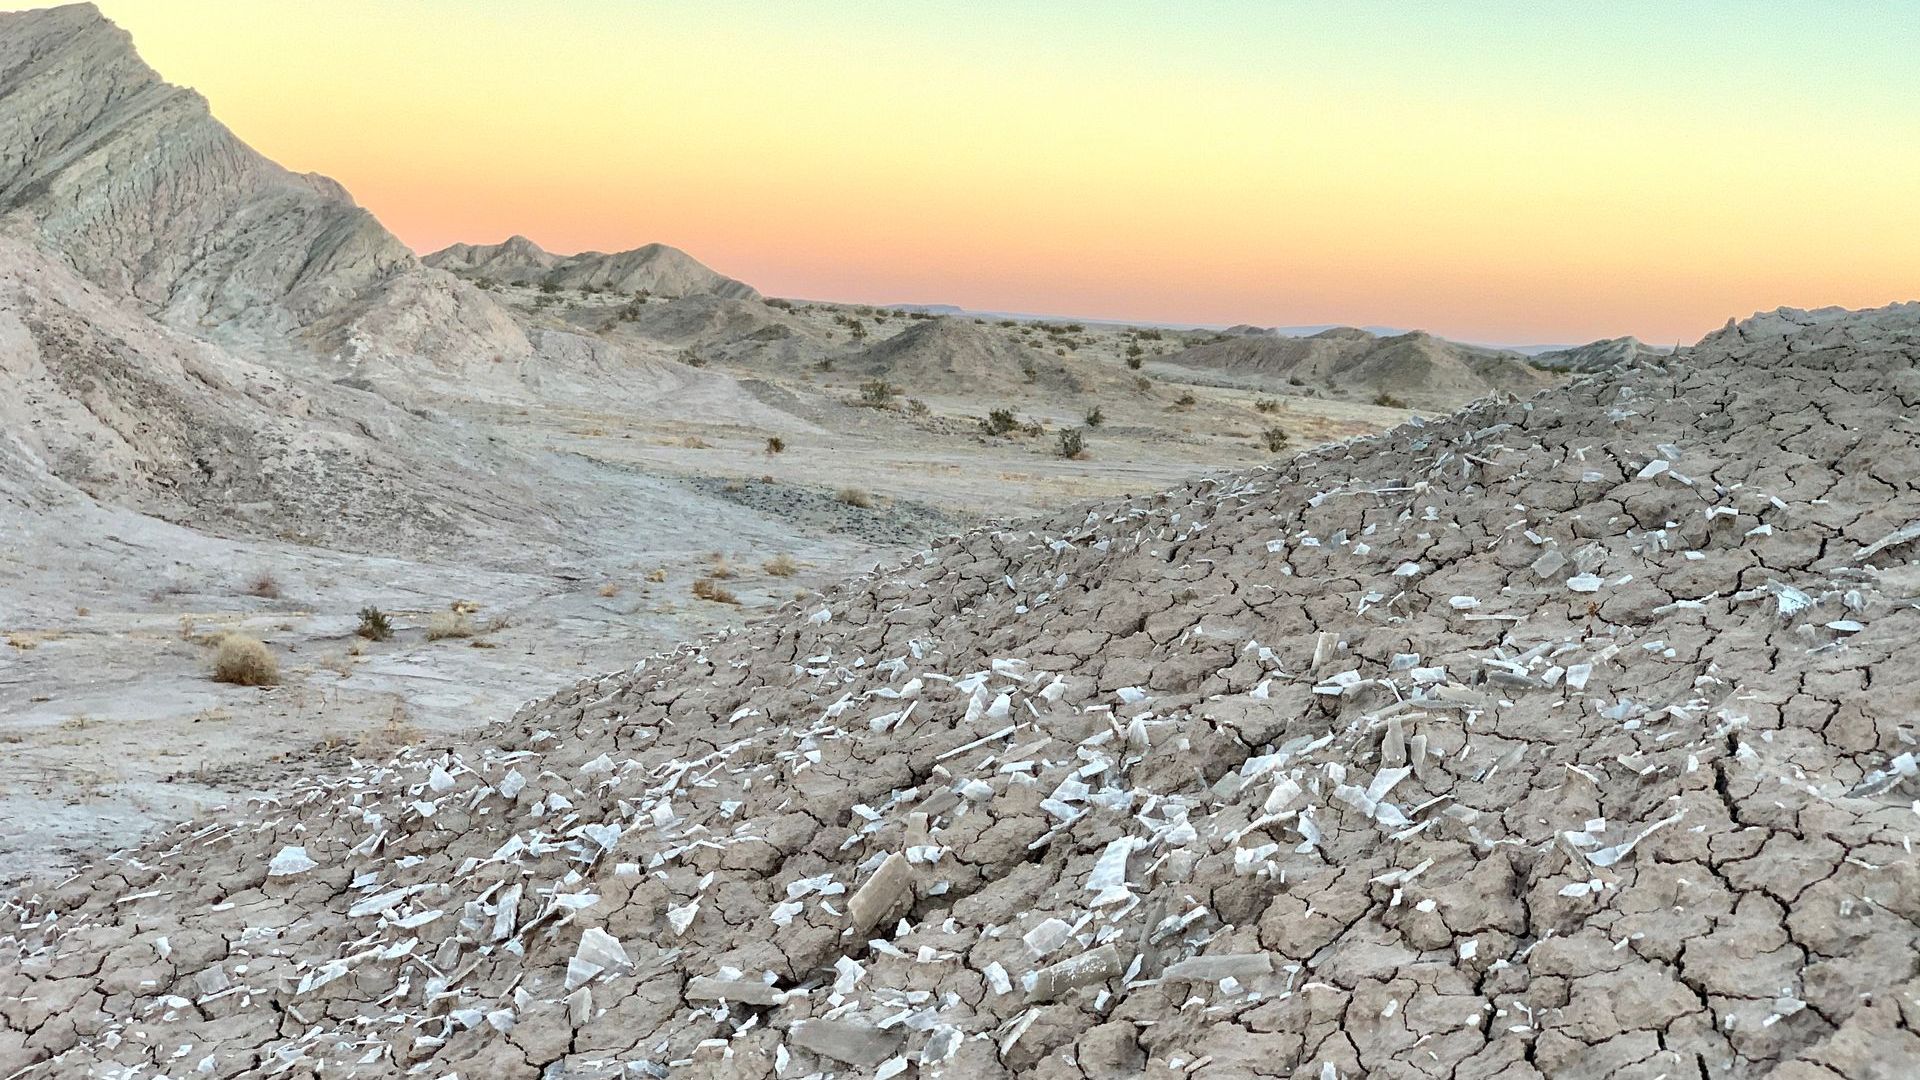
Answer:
(764, 553, 800, 577)
(246, 573, 281, 598)
(211, 634, 279, 686)
(646, 568, 667, 583)
(836, 487, 875, 509)
(426, 610, 476, 641)
(598, 582, 622, 598)
(691, 578, 740, 605)
(707, 554, 738, 579)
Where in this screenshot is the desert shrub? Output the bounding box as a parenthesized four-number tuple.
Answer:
(765, 436, 786, 454)
(1176, 391, 1198, 407)
(1134, 376, 1153, 392)
(211, 635, 278, 686)
(246, 573, 280, 598)
(598, 582, 621, 597)
(765, 298, 794, 310)
(707, 554, 737, 579)
(981, 408, 1019, 436)
(1373, 391, 1408, 408)
(1125, 343, 1144, 358)
(356, 606, 393, 641)
(1288, 376, 1306, 387)
(859, 379, 899, 405)
(1023, 361, 1039, 382)
(1263, 426, 1291, 452)
(646, 568, 667, 582)
(764, 553, 800, 577)
(906, 398, 930, 416)
(682, 435, 710, 448)
(1085, 406, 1105, 427)
(474, 276, 497, 291)
(1137, 328, 1163, 340)
(814, 358, 836, 371)
(691, 578, 739, 604)
(427, 610, 476, 641)
(836, 487, 875, 508)
(1126, 353, 1144, 370)
(538, 281, 560, 294)
(1254, 398, 1280, 413)
(1057, 427, 1086, 458)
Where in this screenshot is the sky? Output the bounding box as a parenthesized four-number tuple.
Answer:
(24, 1, 1920, 344)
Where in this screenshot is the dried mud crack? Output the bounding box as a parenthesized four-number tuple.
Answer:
(5, 308, 1920, 1078)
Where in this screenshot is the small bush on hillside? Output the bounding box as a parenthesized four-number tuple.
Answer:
(1023, 361, 1039, 382)
(1057, 427, 1086, 459)
(691, 578, 739, 605)
(906, 398, 930, 416)
(1134, 376, 1153, 392)
(1263, 426, 1291, 452)
(765, 298, 794, 310)
(356, 607, 393, 641)
(1176, 391, 1198, 407)
(765, 436, 786, 454)
(1126, 353, 1144, 370)
(836, 487, 875, 508)
(211, 635, 278, 686)
(1254, 398, 1280, 413)
(981, 408, 1019, 436)
(1085, 406, 1105, 427)
(859, 379, 898, 405)
(246, 573, 280, 599)
(764, 553, 800, 577)
(538, 281, 560, 294)
(1373, 391, 1408, 408)
(427, 610, 476, 641)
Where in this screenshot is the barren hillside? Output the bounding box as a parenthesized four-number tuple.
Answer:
(6, 305, 1917, 1078)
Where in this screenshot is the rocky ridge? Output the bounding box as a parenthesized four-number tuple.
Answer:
(3, 304, 1917, 1078)
(426, 235, 760, 301)
(1160, 327, 1558, 409)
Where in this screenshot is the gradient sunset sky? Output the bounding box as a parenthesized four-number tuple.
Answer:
(24, 1, 1920, 344)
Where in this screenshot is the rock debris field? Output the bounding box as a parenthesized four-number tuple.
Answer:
(6, 305, 1920, 1079)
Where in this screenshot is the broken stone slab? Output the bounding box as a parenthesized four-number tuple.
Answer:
(1161, 953, 1274, 982)
(787, 1017, 903, 1067)
(1025, 943, 1122, 1002)
(846, 851, 911, 935)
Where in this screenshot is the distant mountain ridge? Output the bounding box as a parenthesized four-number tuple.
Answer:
(425, 235, 759, 300)
(1157, 325, 1558, 409)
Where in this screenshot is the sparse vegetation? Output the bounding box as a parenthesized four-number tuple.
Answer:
(707, 554, 737, 579)
(836, 487, 875, 508)
(1176, 391, 1198, 407)
(1373, 391, 1408, 408)
(598, 582, 621, 598)
(764, 553, 800, 577)
(691, 578, 739, 605)
(355, 606, 393, 641)
(211, 634, 278, 686)
(1084, 406, 1105, 427)
(246, 572, 280, 598)
(1263, 426, 1291, 452)
(1057, 427, 1086, 459)
(1126, 353, 1144, 370)
(905, 398, 930, 416)
(1254, 398, 1281, 413)
(765, 298, 794, 310)
(765, 436, 786, 454)
(426, 610, 476, 641)
(1134, 376, 1153, 392)
(538, 281, 560, 295)
(981, 408, 1019, 436)
(859, 379, 899, 406)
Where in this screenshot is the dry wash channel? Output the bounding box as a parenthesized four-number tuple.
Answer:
(5, 304, 1920, 1078)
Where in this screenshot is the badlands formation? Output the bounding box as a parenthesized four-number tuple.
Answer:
(3, 5, 1918, 1080)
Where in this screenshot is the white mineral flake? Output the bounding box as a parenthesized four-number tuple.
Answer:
(266, 846, 317, 877)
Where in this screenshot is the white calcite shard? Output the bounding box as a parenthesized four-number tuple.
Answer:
(266, 846, 317, 877)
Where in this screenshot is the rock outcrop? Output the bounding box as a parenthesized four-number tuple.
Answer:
(1530, 335, 1666, 374)
(5, 303, 1918, 1078)
(426, 235, 760, 300)
(1161, 326, 1559, 409)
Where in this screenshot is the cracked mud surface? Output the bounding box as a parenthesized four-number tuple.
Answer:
(5, 305, 1920, 1078)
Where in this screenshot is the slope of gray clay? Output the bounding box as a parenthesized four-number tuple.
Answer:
(1529, 336, 1666, 374)
(1162, 328, 1557, 409)
(426, 236, 760, 300)
(4, 304, 1917, 1078)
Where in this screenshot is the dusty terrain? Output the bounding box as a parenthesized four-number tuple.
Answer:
(9, 5, 1916, 1079)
